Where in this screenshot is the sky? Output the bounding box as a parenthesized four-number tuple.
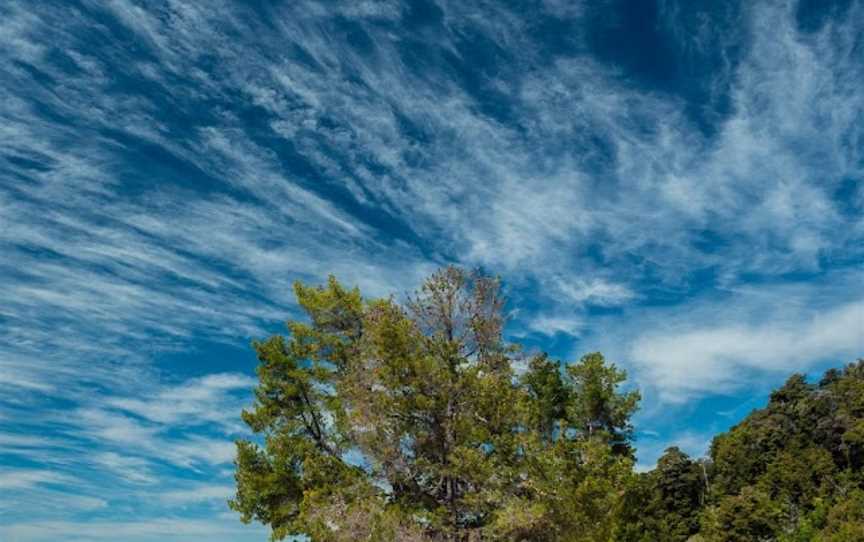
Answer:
(1, 0, 863, 540)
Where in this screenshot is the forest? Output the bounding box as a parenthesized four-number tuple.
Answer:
(230, 268, 864, 541)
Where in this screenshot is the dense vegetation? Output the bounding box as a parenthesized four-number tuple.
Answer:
(230, 268, 864, 541)
(619, 367, 864, 541)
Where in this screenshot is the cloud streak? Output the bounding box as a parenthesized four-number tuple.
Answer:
(631, 297, 864, 402)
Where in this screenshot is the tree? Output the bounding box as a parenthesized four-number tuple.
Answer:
(230, 267, 640, 541)
(565, 352, 640, 457)
(488, 352, 639, 541)
(699, 486, 782, 542)
(617, 447, 706, 542)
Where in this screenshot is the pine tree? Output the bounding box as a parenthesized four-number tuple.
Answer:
(230, 267, 639, 541)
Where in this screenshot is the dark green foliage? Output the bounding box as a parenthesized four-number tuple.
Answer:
(701, 362, 864, 541)
(565, 352, 640, 457)
(620, 362, 864, 542)
(521, 354, 568, 439)
(617, 447, 707, 541)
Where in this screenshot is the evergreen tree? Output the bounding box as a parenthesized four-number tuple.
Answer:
(230, 267, 639, 541)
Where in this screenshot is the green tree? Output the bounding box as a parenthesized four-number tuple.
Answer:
(700, 486, 782, 542)
(230, 267, 640, 541)
(489, 353, 640, 541)
(565, 352, 640, 456)
(617, 447, 707, 542)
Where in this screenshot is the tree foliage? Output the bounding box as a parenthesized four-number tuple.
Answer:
(230, 267, 864, 541)
(231, 267, 639, 541)
(624, 361, 864, 542)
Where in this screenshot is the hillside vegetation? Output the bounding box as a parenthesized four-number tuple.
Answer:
(230, 267, 864, 541)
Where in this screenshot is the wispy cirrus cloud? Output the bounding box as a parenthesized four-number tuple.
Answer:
(0, 469, 73, 490)
(1, 518, 267, 542)
(582, 270, 864, 407)
(91, 452, 158, 485)
(631, 297, 864, 403)
(104, 373, 254, 428)
(156, 484, 235, 506)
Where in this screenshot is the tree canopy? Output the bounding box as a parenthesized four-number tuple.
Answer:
(230, 267, 864, 541)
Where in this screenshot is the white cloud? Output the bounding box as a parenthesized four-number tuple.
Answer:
(3, 0, 860, 366)
(525, 315, 585, 338)
(91, 452, 157, 485)
(0, 491, 108, 513)
(70, 386, 244, 469)
(0, 518, 266, 542)
(157, 484, 234, 505)
(630, 299, 864, 402)
(105, 373, 255, 428)
(555, 278, 635, 306)
(0, 469, 71, 490)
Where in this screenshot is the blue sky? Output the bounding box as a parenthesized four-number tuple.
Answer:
(1, 0, 862, 540)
